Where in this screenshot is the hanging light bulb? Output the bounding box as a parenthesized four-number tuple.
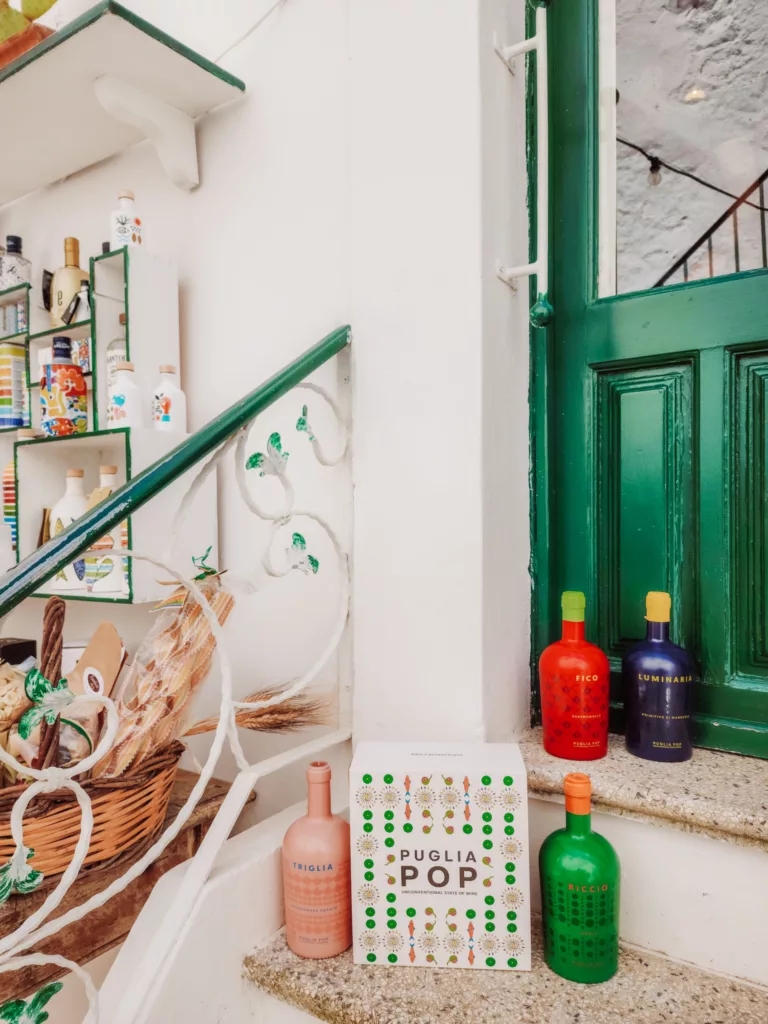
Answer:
(648, 156, 662, 186)
(684, 86, 707, 104)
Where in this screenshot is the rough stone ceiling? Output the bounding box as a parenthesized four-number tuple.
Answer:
(616, 0, 768, 292)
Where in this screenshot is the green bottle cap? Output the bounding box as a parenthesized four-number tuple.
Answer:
(562, 591, 586, 623)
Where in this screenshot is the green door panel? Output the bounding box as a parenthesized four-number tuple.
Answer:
(535, 0, 768, 758)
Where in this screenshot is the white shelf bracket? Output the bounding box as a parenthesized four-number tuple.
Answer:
(495, 5, 554, 328)
(94, 75, 200, 192)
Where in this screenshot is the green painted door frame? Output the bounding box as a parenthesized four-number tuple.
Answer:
(531, 0, 768, 758)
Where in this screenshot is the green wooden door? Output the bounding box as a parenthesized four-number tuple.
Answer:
(535, 0, 768, 758)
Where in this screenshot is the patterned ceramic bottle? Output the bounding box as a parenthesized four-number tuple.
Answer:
(49, 469, 88, 593)
(539, 592, 610, 760)
(539, 773, 619, 984)
(152, 364, 187, 432)
(624, 591, 695, 762)
(282, 761, 352, 959)
(40, 337, 87, 437)
(107, 361, 144, 428)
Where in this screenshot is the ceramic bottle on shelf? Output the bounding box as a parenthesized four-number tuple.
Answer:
(282, 761, 352, 959)
(152, 364, 186, 433)
(105, 313, 127, 391)
(539, 591, 610, 760)
(539, 773, 620, 984)
(50, 237, 89, 329)
(107, 361, 144, 428)
(623, 591, 695, 763)
(110, 190, 143, 250)
(49, 469, 88, 593)
(85, 465, 129, 597)
(0, 235, 31, 335)
(40, 336, 87, 437)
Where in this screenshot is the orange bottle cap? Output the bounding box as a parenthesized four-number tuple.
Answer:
(564, 772, 591, 815)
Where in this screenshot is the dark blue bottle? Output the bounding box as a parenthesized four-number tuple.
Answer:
(624, 591, 695, 762)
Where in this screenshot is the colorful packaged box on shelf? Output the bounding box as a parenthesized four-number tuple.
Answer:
(0, 343, 27, 427)
(350, 742, 531, 972)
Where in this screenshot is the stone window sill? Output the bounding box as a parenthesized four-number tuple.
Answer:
(519, 728, 768, 850)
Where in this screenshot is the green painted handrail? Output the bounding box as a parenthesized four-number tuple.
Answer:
(0, 326, 350, 619)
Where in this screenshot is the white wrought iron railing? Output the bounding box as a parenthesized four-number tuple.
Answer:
(0, 326, 351, 1022)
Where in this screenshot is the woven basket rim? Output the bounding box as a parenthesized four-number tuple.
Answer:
(0, 741, 185, 820)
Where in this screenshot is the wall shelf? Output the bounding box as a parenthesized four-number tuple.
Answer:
(28, 321, 92, 343)
(0, 0, 245, 206)
(15, 427, 217, 604)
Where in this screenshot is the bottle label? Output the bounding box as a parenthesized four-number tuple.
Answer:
(284, 858, 351, 948)
(625, 659, 694, 760)
(40, 365, 87, 437)
(540, 668, 609, 756)
(153, 391, 172, 424)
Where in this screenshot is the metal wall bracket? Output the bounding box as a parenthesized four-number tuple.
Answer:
(495, 7, 554, 328)
(94, 75, 200, 192)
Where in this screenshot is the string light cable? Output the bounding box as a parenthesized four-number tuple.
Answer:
(618, 136, 768, 213)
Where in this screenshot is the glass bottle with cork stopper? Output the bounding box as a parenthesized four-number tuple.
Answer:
(107, 361, 144, 429)
(49, 468, 88, 593)
(110, 190, 143, 250)
(152, 364, 186, 433)
(539, 772, 620, 983)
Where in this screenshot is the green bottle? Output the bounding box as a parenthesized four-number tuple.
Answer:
(539, 773, 620, 983)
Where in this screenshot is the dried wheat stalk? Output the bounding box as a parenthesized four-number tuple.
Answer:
(185, 687, 330, 736)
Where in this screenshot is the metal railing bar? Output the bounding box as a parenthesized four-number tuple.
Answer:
(0, 325, 351, 619)
(654, 167, 768, 287)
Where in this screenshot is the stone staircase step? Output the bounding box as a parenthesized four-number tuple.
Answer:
(244, 928, 768, 1024)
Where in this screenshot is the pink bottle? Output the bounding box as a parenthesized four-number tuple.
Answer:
(282, 761, 352, 958)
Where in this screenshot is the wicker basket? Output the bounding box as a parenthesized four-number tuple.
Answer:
(0, 742, 184, 878)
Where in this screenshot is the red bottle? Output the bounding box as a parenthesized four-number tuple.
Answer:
(539, 591, 610, 760)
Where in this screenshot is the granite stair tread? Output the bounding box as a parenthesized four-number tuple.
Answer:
(520, 728, 768, 849)
(244, 929, 768, 1024)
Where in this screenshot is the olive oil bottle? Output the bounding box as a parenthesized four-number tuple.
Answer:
(539, 773, 619, 983)
(50, 237, 89, 329)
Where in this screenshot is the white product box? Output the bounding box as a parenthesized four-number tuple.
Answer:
(350, 741, 531, 971)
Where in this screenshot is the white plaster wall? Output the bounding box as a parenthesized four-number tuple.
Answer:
(350, 0, 531, 744)
(479, 0, 532, 741)
(615, 0, 768, 292)
(0, 0, 353, 771)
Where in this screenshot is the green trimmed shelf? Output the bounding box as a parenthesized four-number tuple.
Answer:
(15, 427, 218, 604)
(0, 284, 31, 306)
(28, 321, 91, 343)
(0, 0, 245, 206)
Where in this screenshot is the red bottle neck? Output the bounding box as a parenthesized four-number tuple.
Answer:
(561, 620, 585, 642)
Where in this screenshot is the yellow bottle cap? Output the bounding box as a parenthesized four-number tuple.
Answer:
(646, 591, 671, 623)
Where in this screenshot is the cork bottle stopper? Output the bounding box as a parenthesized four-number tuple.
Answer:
(67, 469, 85, 478)
(159, 364, 176, 374)
(100, 465, 118, 475)
(115, 361, 134, 372)
(119, 189, 135, 201)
